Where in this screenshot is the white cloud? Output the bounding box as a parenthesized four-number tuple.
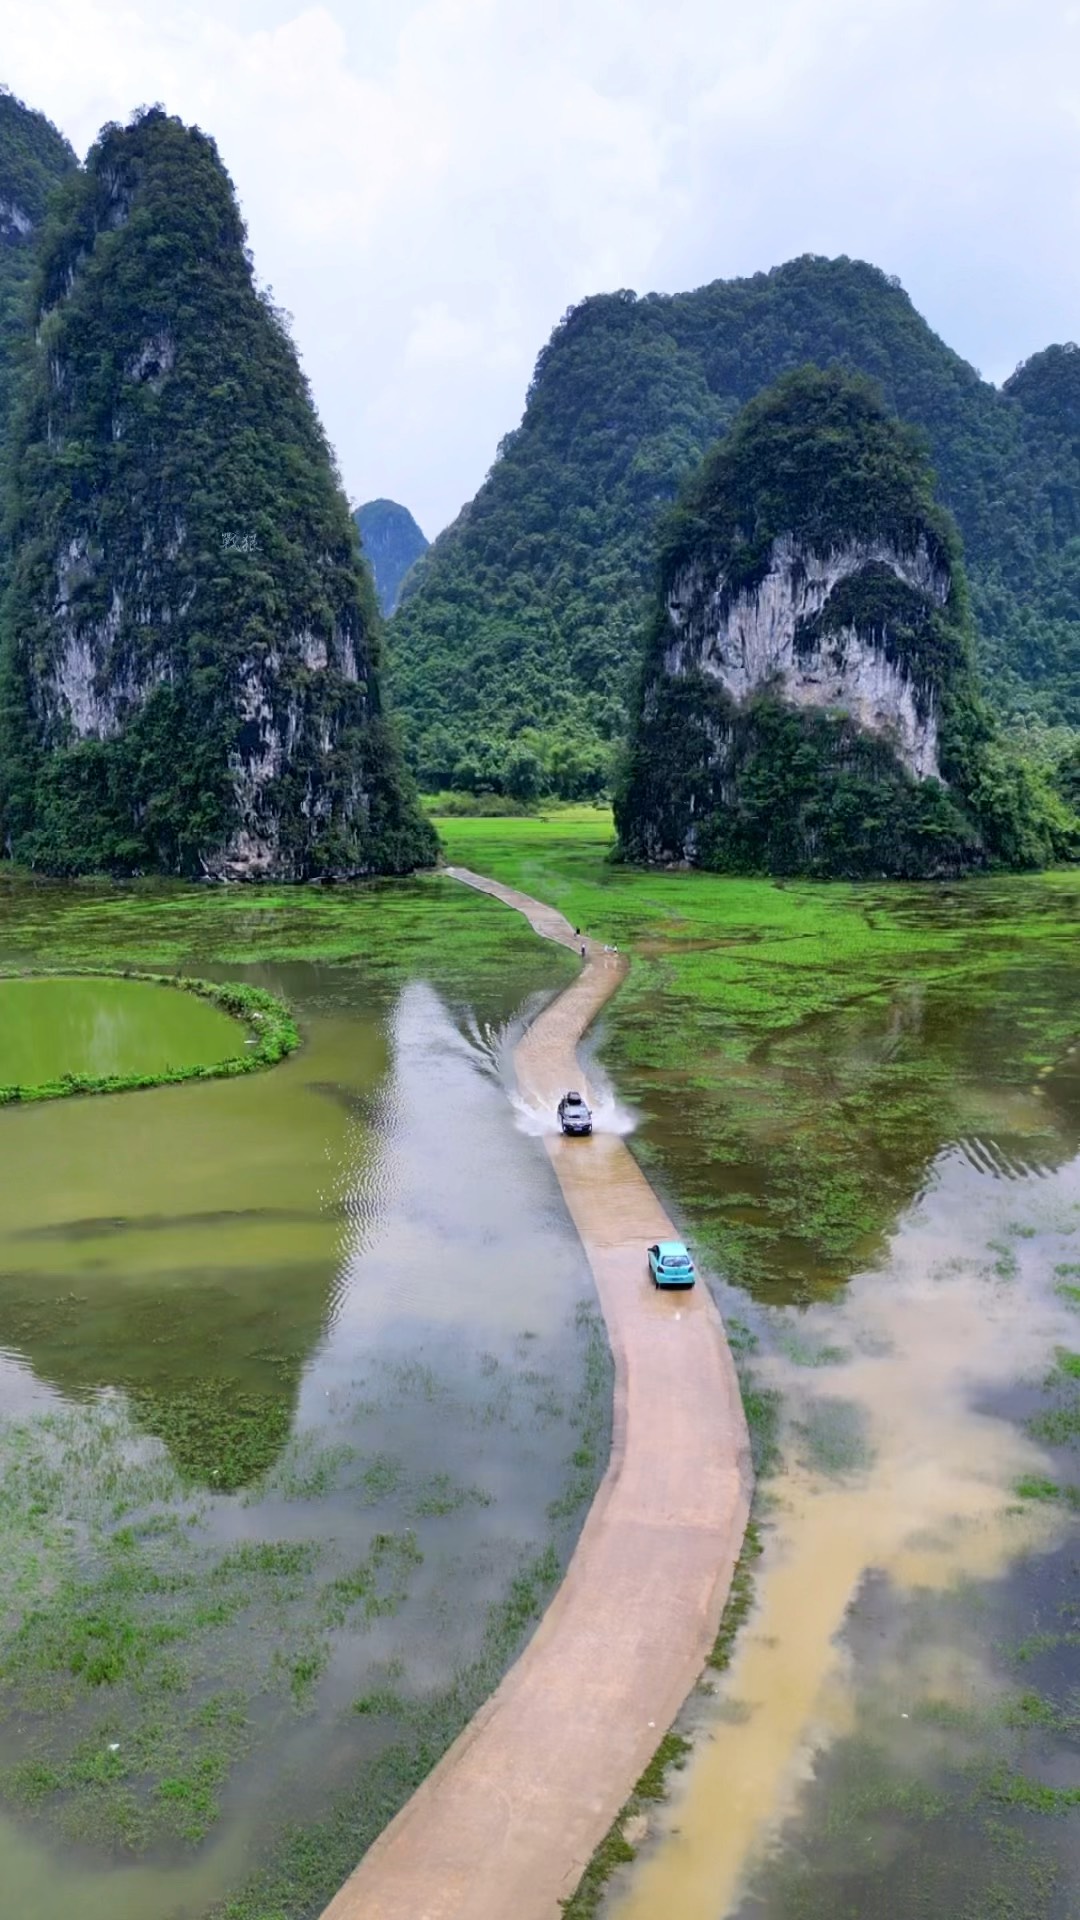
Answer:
(1, 0, 1078, 535)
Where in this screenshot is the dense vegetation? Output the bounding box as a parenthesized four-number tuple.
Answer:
(616, 369, 1076, 877)
(0, 107, 435, 879)
(355, 497, 429, 615)
(1005, 343, 1080, 447)
(389, 257, 1080, 798)
(0, 87, 75, 460)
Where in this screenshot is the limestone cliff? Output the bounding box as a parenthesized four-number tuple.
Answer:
(0, 108, 435, 879)
(663, 533, 948, 782)
(617, 368, 1059, 877)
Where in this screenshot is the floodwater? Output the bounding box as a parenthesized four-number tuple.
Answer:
(602, 944, 1080, 1920)
(4, 869, 1080, 1920)
(0, 975, 243, 1085)
(0, 880, 602, 1919)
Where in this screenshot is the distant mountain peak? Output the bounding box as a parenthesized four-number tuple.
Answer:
(354, 499, 428, 616)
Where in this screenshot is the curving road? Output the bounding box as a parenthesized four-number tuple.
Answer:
(320, 867, 752, 1920)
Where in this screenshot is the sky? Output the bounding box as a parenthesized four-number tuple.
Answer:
(1, 0, 1078, 539)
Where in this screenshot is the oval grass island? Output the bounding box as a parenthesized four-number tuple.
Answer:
(319, 868, 753, 1920)
(0, 971, 299, 1106)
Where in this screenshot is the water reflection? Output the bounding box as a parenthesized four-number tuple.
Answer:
(617, 956, 1080, 1301)
(0, 995, 385, 1485)
(0, 946, 601, 1920)
(607, 1140, 1080, 1920)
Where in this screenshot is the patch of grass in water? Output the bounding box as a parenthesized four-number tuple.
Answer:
(1028, 1392, 1080, 1448)
(777, 1330, 850, 1368)
(130, 1380, 294, 1492)
(1014, 1475, 1080, 1508)
(984, 1767, 1080, 1813)
(0, 1400, 430, 1854)
(156, 1749, 230, 1841)
(361, 1453, 404, 1501)
(318, 1533, 423, 1629)
(276, 1642, 329, 1705)
(1001, 1690, 1080, 1735)
(548, 1303, 611, 1524)
(5, 1689, 252, 1849)
(258, 1440, 358, 1502)
(796, 1397, 873, 1477)
(352, 1685, 410, 1717)
(211, 1539, 568, 1920)
(989, 1240, 1020, 1281)
(411, 1473, 492, 1518)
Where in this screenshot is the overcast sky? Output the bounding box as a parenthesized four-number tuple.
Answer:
(1, 0, 1078, 538)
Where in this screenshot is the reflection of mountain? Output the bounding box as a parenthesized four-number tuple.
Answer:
(631, 957, 1080, 1301)
(0, 983, 394, 1486)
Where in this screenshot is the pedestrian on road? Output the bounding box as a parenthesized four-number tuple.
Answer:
(580, 943, 586, 958)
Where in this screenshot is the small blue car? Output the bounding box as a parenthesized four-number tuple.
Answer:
(648, 1240, 696, 1288)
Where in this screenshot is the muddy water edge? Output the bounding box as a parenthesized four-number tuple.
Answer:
(0, 869, 611, 1920)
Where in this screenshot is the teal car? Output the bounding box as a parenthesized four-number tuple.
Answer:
(648, 1240, 696, 1289)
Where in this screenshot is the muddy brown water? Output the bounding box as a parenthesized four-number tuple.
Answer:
(603, 998, 1080, 1919)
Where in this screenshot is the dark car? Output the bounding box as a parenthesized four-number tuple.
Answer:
(558, 1090, 593, 1136)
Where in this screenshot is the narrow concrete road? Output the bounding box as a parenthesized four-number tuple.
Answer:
(320, 868, 752, 1920)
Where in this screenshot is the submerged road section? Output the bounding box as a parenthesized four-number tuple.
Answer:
(320, 869, 752, 1920)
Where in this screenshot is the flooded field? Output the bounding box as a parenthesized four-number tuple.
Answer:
(0, 871, 603, 1920)
(436, 817, 1080, 1920)
(0, 975, 244, 1087)
(5, 824, 1080, 1920)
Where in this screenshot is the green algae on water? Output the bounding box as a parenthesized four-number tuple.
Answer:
(0, 972, 298, 1106)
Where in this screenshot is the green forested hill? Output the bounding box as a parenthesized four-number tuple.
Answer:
(1005, 344, 1080, 448)
(0, 107, 435, 879)
(0, 88, 76, 454)
(355, 499, 428, 616)
(390, 257, 1080, 797)
(617, 368, 1073, 877)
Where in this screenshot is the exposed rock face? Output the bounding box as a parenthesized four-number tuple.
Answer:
(355, 499, 429, 615)
(615, 368, 1024, 879)
(0, 108, 435, 880)
(664, 534, 947, 781)
(0, 197, 33, 241)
